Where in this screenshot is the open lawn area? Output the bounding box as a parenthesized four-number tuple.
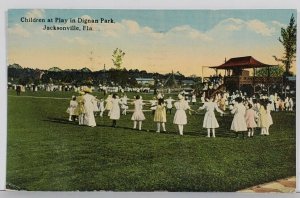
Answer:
(7, 90, 296, 191)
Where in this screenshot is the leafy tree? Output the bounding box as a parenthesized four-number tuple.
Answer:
(273, 14, 296, 76)
(256, 66, 285, 77)
(112, 48, 125, 70)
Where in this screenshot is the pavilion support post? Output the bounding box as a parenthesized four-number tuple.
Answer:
(267, 66, 270, 95)
(253, 67, 255, 94)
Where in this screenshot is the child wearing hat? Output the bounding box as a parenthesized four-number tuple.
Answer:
(173, 94, 190, 136)
(82, 87, 96, 127)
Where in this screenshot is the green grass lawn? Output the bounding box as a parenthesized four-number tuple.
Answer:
(7, 90, 296, 191)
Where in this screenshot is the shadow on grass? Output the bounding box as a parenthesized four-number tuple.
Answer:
(43, 117, 247, 139)
(43, 117, 79, 126)
(43, 117, 145, 131)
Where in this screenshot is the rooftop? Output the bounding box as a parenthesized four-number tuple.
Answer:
(210, 56, 277, 69)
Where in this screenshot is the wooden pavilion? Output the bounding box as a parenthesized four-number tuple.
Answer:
(208, 56, 283, 95)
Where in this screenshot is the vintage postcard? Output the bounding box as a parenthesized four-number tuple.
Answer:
(6, 9, 296, 192)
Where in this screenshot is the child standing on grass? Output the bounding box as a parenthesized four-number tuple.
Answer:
(109, 94, 121, 128)
(82, 87, 97, 127)
(165, 96, 175, 114)
(120, 94, 129, 115)
(131, 95, 146, 131)
(99, 98, 105, 117)
(154, 98, 167, 133)
(259, 100, 269, 136)
(105, 94, 113, 116)
(245, 103, 257, 137)
(191, 94, 197, 105)
(149, 97, 157, 115)
(67, 96, 78, 121)
(75, 91, 85, 125)
(230, 97, 248, 138)
(173, 94, 190, 136)
(266, 100, 273, 135)
(198, 96, 224, 138)
(93, 96, 100, 117)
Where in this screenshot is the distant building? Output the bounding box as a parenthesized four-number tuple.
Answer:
(135, 78, 155, 86)
(181, 79, 196, 86)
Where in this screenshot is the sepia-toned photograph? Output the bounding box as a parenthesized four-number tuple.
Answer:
(6, 9, 296, 192)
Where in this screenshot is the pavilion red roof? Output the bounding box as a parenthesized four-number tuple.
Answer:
(210, 56, 276, 69)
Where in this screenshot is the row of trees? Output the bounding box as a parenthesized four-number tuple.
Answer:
(8, 65, 198, 88)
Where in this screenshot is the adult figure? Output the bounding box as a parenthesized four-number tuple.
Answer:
(83, 87, 97, 127)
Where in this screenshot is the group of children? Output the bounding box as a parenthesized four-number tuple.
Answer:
(66, 88, 289, 137)
(66, 90, 192, 135)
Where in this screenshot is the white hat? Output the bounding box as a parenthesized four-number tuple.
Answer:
(83, 86, 92, 93)
(178, 94, 184, 100)
(78, 91, 85, 95)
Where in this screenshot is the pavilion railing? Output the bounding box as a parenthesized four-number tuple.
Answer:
(224, 76, 283, 85)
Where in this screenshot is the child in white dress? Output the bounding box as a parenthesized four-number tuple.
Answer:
(67, 96, 78, 121)
(165, 96, 175, 114)
(191, 94, 197, 105)
(120, 95, 129, 115)
(198, 97, 224, 138)
(110, 94, 122, 128)
(289, 97, 294, 111)
(173, 94, 190, 136)
(99, 99, 105, 117)
(231, 97, 247, 138)
(284, 97, 290, 111)
(105, 94, 113, 116)
(131, 95, 146, 131)
(259, 100, 269, 136)
(266, 100, 273, 135)
(93, 96, 100, 116)
(149, 97, 157, 115)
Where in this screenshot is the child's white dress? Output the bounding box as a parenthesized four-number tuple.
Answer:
(165, 98, 174, 109)
(131, 99, 146, 121)
(199, 101, 223, 128)
(110, 98, 121, 120)
(173, 100, 190, 125)
(230, 103, 247, 132)
(67, 100, 78, 115)
(192, 95, 196, 103)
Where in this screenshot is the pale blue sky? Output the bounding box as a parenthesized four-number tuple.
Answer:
(7, 9, 297, 76)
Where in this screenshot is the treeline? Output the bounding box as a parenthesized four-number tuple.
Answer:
(8, 64, 200, 87)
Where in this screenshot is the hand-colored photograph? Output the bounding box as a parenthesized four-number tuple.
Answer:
(7, 9, 296, 192)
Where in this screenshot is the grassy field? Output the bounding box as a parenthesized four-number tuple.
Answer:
(7, 90, 296, 191)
